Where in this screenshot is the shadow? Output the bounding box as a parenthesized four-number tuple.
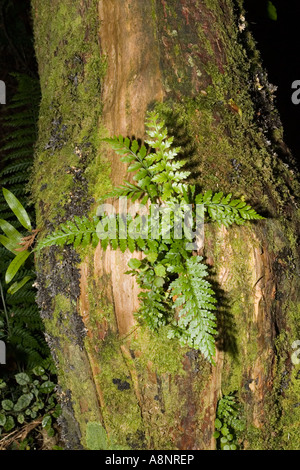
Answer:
(206, 264, 239, 359)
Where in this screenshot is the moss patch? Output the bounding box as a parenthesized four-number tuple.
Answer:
(31, 0, 110, 227)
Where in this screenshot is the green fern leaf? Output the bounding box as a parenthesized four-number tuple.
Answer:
(169, 256, 217, 363)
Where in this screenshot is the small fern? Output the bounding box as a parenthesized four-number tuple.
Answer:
(214, 393, 245, 450)
(37, 112, 264, 363)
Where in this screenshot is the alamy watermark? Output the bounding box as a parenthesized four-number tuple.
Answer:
(95, 198, 205, 251)
(0, 80, 6, 105)
(0, 341, 6, 364)
(291, 340, 300, 365)
(291, 80, 300, 105)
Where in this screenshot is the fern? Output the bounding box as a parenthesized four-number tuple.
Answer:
(102, 136, 154, 204)
(0, 74, 39, 236)
(37, 111, 265, 364)
(36, 216, 99, 250)
(0, 74, 49, 368)
(214, 393, 245, 450)
(103, 114, 190, 203)
(167, 256, 217, 362)
(37, 213, 148, 253)
(195, 190, 264, 226)
(125, 257, 173, 330)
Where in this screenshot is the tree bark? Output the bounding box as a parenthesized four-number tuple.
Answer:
(31, 0, 300, 450)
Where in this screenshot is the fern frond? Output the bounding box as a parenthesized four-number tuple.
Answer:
(0, 161, 32, 176)
(137, 289, 172, 330)
(6, 289, 36, 305)
(195, 191, 264, 226)
(103, 181, 147, 203)
(1, 128, 36, 142)
(1, 174, 30, 185)
(131, 260, 173, 330)
(3, 115, 36, 128)
(168, 256, 217, 363)
(9, 326, 42, 351)
(103, 113, 190, 203)
(1, 149, 33, 161)
(216, 394, 244, 432)
(102, 135, 156, 201)
(144, 112, 190, 200)
(1, 137, 35, 151)
(0, 74, 48, 369)
(36, 216, 98, 250)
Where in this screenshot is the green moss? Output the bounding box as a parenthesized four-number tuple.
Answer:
(88, 289, 114, 330)
(86, 421, 108, 450)
(84, 147, 113, 204)
(130, 325, 186, 376)
(203, 0, 219, 10)
(95, 334, 146, 449)
(246, 302, 300, 450)
(245, 425, 264, 450)
(31, 0, 111, 225)
(196, 25, 214, 58)
(281, 366, 300, 449)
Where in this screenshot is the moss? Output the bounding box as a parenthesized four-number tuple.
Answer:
(84, 143, 113, 204)
(203, 0, 219, 10)
(130, 325, 187, 377)
(273, 303, 300, 449)
(31, 0, 110, 226)
(151, 0, 156, 22)
(43, 294, 72, 339)
(240, 301, 300, 450)
(244, 425, 264, 450)
(82, 259, 195, 449)
(87, 287, 114, 330)
(31, 0, 111, 448)
(280, 366, 300, 449)
(86, 421, 108, 450)
(94, 334, 146, 449)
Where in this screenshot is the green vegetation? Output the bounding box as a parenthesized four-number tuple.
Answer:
(214, 393, 245, 450)
(0, 74, 48, 367)
(37, 112, 263, 364)
(0, 74, 61, 449)
(0, 361, 60, 446)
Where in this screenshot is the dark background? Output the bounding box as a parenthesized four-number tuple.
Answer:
(0, 0, 36, 147)
(244, 0, 300, 165)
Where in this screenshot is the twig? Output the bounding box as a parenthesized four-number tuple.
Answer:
(0, 417, 43, 450)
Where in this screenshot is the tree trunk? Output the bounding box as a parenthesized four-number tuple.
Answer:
(31, 0, 300, 450)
